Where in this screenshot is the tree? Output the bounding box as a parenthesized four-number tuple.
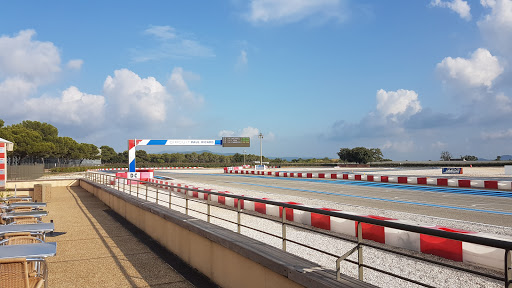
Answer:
(100, 146, 117, 164)
(463, 155, 478, 161)
(440, 151, 452, 161)
(496, 155, 502, 161)
(0, 119, 4, 128)
(338, 147, 385, 164)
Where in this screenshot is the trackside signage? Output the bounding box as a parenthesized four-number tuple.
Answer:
(442, 168, 463, 174)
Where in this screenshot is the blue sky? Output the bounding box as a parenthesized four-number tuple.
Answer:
(1, 0, 512, 161)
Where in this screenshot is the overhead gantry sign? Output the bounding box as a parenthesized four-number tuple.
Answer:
(128, 137, 250, 173)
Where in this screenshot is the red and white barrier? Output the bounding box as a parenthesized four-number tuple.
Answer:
(145, 177, 510, 271)
(223, 168, 512, 191)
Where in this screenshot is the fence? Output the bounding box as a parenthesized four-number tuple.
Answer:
(7, 164, 44, 180)
(86, 172, 512, 288)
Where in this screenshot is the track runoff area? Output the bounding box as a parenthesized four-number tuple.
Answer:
(153, 166, 512, 287)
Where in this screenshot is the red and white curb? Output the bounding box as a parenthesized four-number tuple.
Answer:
(224, 169, 512, 191)
(147, 178, 510, 271)
(88, 167, 202, 172)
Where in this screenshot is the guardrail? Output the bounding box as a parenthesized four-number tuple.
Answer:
(85, 172, 512, 288)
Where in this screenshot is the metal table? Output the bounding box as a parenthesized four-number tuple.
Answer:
(0, 223, 54, 241)
(0, 242, 57, 288)
(1, 196, 32, 202)
(2, 211, 49, 224)
(1, 202, 47, 211)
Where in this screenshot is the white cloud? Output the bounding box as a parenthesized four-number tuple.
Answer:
(218, 127, 272, 140)
(481, 128, 512, 139)
(437, 48, 503, 88)
(246, 0, 346, 24)
(66, 59, 83, 70)
(381, 140, 415, 153)
(167, 67, 203, 107)
(144, 25, 176, 40)
(478, 0, 512, 55)
(495, 92, 512, 112)
(376, 89, 422, 121)
(23, 86, 105, 126)
(236, 50, 248, 70)
(0, 29, 61, 84)
(103, 69, 170, 124)
(430, 0, 471, 20)
(134, 26, 215, 62)
(0, 77, 37, 111)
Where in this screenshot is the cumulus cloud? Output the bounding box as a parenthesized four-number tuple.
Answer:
(246, 0, 347, 24)
(0, 29, 61, 84)
(66, 59, 83, 70)
(430, 0, 471, 20)
(103, 69, 170, 124)
(167, 67, 204, 107)
(437, 48, 503, 88)
(133, 25, 215, 62)
(23, 86, 105, 126)
(478, 0, 512, 55)
(376, 89, 422, 121)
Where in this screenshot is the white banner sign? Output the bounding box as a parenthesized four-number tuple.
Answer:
(127, 172, 140, 179)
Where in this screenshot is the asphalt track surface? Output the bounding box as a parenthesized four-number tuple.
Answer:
(155, 171, 512, 227)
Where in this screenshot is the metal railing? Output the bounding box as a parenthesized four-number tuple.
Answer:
(85, 172, 512, 288)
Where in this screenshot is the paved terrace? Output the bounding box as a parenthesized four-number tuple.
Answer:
(44, 185, 218, 287)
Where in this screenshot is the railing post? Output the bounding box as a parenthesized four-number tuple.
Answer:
(117, 178, 120, 191)
(237, 197, 241, 234)
(145, 184, 148, 201)
(506, 249, 511, 288)
(282, 207, 287, 251)
(168, 187, 172, 209)
(357, 222, 363, 281)
(136, 181, 139, 197)
(207, 193, 211, 223)
(185, 190, 189, 215)
(155, 186, 159, 204)
(123, 179, 126, 193)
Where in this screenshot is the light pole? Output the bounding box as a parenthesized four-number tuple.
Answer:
(258, 133, 263, 167)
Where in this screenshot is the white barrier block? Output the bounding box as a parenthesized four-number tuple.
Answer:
(388, 177, 397, 183)
(348, 174, 355, 180)
(462, 232, 511, 271)
(385, 220, 424, 252)
(266, 204, 280, 217)
(197, 192, 204, 199)
(470, 180, 485, 188)
(427, 178, 437, 185)
(293, 210, 311, 226)
(211, 194, 219, 203)
(225, 196, 235, 207)
(448, 179, 459, 187)
(498, 182, 512, 190)
(407, 177, 418, 184)
(330, 211, 359, 237)
(373, 176, 381, 182)
(243, 200, 255, 211)
(361, 175, 367, 181)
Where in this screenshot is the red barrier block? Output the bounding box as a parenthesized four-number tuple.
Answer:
(283, 172, 288, 177)
(318, 173, 325, 178)
(289, 173, 294, 177)
(355, 175, 361, 180)
(331, 174, 337, 179)
(343, 174, 349, 179)
(0, 174, 4, 180)
(251, 171, 255, 174)
(218, 192, 226, 205)
(311, 208, 339, 230)
(458, 179, 471, 187)
(398, 177, 408, 183)
(279, 202, 302, 221)
(254, 201, 267, 214)
(420, 226, 472, 262)
(357, 215, 395, 244)
(297, 173, 303, 177)
(417, 177, 427, 184)
(380, 176, 388, 182)
(275, 172, 280, 177)
(367, 175, 374, 181)
(307, 173, 313, 178)
(484, 181, 498, 189)
(0, 153, 4, 158)
(267, 172, 272, 176)
(437, 178, 448, 186)
(0, 163, 4, 169)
